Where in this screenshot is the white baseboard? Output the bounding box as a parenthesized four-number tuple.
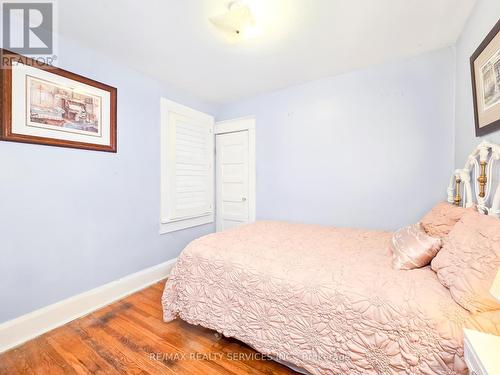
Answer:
(0, 258, 177, 354)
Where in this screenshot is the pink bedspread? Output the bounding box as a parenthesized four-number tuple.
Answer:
(162, 221, 500, 374)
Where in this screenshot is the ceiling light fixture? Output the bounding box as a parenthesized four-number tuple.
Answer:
(210, 1, 258, 43)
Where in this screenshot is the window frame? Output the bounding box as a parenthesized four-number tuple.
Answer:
(159, 98, 214, 234)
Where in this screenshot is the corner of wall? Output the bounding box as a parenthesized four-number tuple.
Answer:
(451, 44, 458, 168)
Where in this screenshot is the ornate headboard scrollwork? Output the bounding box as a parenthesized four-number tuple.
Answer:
(447, 141, 500, 218)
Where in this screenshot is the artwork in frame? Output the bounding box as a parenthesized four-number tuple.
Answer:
(0, 49, 117, 152)
(471, 18, 500, 137)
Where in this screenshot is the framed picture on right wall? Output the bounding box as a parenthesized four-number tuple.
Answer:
(471, 18, 500, 137)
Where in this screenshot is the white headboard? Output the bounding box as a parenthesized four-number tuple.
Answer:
(447, 140, 500, 217)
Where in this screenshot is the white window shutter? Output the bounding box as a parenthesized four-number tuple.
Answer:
(160, 98, 214, 232)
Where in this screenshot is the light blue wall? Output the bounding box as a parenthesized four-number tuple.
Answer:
(0, 38, 457, 324)
(0, 36, 217, 323)
(217, 48, 456, 231)
(454, 0, 500, 166)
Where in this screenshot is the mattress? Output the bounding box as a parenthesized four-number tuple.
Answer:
(162, 221, 500, 374)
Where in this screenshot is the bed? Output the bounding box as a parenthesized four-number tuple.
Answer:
(162, 141, 500, 375)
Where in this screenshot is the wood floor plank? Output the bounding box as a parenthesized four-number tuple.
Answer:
(32, 336, 76, 375)
(124, 293, 163, 319)
(0, 348, 29, 375)
(113, 302, 239, 374)
(0, 280, 298, 375)
(123, 302, 294, 374)
(87, 303, 227, 374)
(19, 338, 62, 374)
(47, 325, 120, 375)
(74, 312, 170, 374)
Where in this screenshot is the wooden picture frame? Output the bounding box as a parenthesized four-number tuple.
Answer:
(0, 49, 117, 152)
(470, 18, 500, 137)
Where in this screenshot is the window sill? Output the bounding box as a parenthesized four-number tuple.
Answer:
(159, 214, 214, 234)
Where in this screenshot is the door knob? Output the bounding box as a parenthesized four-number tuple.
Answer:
(242, 197, 247, 201)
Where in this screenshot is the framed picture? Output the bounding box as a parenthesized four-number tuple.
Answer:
(0, 50, 117, 152)
(471, 18, 500, 137)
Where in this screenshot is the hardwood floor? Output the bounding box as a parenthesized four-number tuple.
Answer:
(0, 281, 297, 374)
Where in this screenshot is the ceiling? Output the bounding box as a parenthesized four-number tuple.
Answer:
(58, 0, 477, 105)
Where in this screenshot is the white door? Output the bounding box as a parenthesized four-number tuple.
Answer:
(216, 120, 255, 231)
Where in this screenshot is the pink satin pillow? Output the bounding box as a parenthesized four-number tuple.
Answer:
(420, 202, 470, 238)
(431, 210, 500, 313)
(391, 223, 442, 270)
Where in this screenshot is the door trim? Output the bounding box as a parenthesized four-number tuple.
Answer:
(215, 116, 256, 232)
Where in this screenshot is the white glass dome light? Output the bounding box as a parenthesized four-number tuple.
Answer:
(209, 1, 259, 43)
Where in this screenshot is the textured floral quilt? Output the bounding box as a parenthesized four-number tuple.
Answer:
(162, 221, 500, 374)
